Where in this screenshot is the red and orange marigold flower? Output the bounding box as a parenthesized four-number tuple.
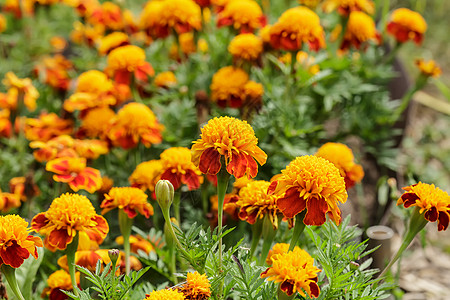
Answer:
(0, 215, 43, 268)
(0, 190, 22, 212)
(116, 235, 155, 254)
(191, 116, 267, 179)
(33, 54, 73, 91)
(42, 269, 80, 300)
(228, 33, 263, 63)
(154, 71, 177, 88)
(1, 72, 39, 112)
(397, 182, 450, 231)
(32, 193, 109, 251)
(261, 247, 321, 298)
(176, 271, 211, 299)
(98, 31, 130, 55)
(210, 66, 249, 108)
(315, 142, 364, 189)
(101, 187, 154, 218)
(129, 160, 164, 193)
(269, 155, 348, 226)
(217, 0, 266, 33)
(340, 11, 378, 51)
(415, 59, 441, 78)
(88, 1, 123, 31)
(322, 0, 374, 15)
(387, 8, 426, 45)
(24, 113, 73, 142)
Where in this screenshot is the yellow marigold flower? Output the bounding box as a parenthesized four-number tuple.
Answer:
(0, 215, 42, 268)
(24, 113, 74, 142)
(88, 1, 123, 31)
(217, 0, 266, 33)
(0, 109, 12, 138)
(228, 33, 263, 61)
(129, 160, 164, 193)
(70, 21, 105, 47)
(210, 66, 249, 108)
(387, 8, 426, 45)
(244, 80, 264, 101)
(315, 142, 364, 189)
(50, 36, 67, 53)
(46, 157, 103, 193)
(123, 9, 139, 34)
(74, 139, 109, 160)
(2, 72, 39, 112)
(177, 271, 211, 300)
(270, 6, 325, 52)
(266, 242, 289, 265)
(269, 155, 347, 225)
(233, 176, 254, 191)
(65, 0, 99, 18)
(179, 32, 197, 55)
(42, 269, 79, 299)
(107, 45, 154, 85)
(32, 193, 109, 251)
(98, 31, 129, 55)
(2, 0, 34, 18)
(341, 11, 377, 50)
(116, 235, 154, 254)
(0, 191, 21, 212)
(160, 147, 204, 191)
(261, 247, 321, 297)
(108, 102, 164, 149)
(235, 180, 280, 229)
(101, 187, 154, 219)
(144, 289, 186, 300)
(415, 59, 441, 78)
(299, 0, 321, 8)
(322, 0, 374, 15)
(397, 182, 450, 231)
(154, 71, 177, 88)
(0, 14, 7, 33)
(191, 116, 267, 178)
(139, 1, 165, 37)
(79, 107, 115, 139)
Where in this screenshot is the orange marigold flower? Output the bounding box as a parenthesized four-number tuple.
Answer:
(101, 187, 154, 218)
(70, 21, 105, 47)
(33, 54, 73, 91)
(397, 182, 450, 231)
(98, 31, 130, 55)
(129, 160, 164, 193)
(57, 249, 112, 272)
(2, 72, 39, 112)
(29, 135, 76, 162)
(235, 180, 281, 229)
(387, 8, 426, 45)
(155, 71, 177, 88)
(340, 11, 377, 51)
(42, 269, 80, 300)
(0, 14, 6, 33)
(270, 6, 325, 52)
(269, 155, 348, 226)
(217, 0, 266, 33)
(0, 109, 12, 138)
(32, 193, 108, 251)
(0, 215, 42, 268)
(322, 0, 374, 15)
(46, 157, 103, 193)
(144, 289, 186, 300)
(315, 142, 364, 189)
(177, 271, 211, 299)
(261, 247, 321, 298)
(122, 9, 139, 34)
(24, 113, 73, 142)
(415, 59, 441, 78)
(74, 139, 109, 159)
(88, 1, 123, 31)
(243, 80, 264, 110)
(0, 191, 21, 212)
(210, 66, 249, 108)
(266, 242, 289, 265)
(50, 36, 67, 53)
(191, 116, 267, 178)
(2, 0, 34, 18)
(65, 0, 99, 18)
(108, 102, 164, 149)
(228, 33, 263, 62)
(78, 106, 115, 139)
(116, 235, 154, 254)
(298, 0, 321, 8)
(160, 147, 204, 191)
(9, 176, 40, 202)
(106, 45, 154, 85)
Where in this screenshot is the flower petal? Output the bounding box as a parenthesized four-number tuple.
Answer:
(303, 197, 328, 226)
(278, 187, 306, 219)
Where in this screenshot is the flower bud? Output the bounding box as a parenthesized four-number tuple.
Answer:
(155, 180, 174, 214)
(108, 249, 120, 267)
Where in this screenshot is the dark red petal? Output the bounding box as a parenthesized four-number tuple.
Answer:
(123, 206, 138, 219)
(400, 193, 419, 208)
(309, 281, 320, 298)
(277, 188, 305, 219)
(31, 212, 49, 231)
(48, 229, 72, 250)
(161, 169, 181, 190)
(182, 170, 201, 190)
(303, 197, 328, 226)
(226, 152, 247, 178)
(280, 280, 294, 296)
(438, 211, 450, 231)
(0, 241, 29, 268)
(424, 207, 438, 222)
(198, 147, 221, 175)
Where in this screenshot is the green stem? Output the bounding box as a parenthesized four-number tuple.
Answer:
(201, 181, 210, 215)
(289, 212, 306, 251)
(391, 75, 427, 123)
(0, 265, 25, 300)
(173, 191, 181, 223)
(66, 233, 79, 295)
(249, 219, 263, 259)
(119, 210, 133, 275)
(259, 216, 277, 265)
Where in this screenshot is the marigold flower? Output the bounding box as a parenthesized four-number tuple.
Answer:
(397, 182, 450, 231)
(315, 142, 364, 189)
(270, 6, 325, 52)
(116, 235, 155, 254)
(296, 51, 320, 74)
(32, 193, 108, 251)
(269, 155, 348, 225)
(144, 289, 186, 300)
(50, 36, 67, 53)
(123, 9, 139, 34)
(0, 192, 21, 212)
(210, 66, 249, 108)
(177, 271, 211, 299)
(24, 113, 73, 142)
(9, 176, 40, 201)
(322, 0, 374, 15)
(42, 269, 80, 300)
(101, 187, 154, 218)
(2, 72, 39, 112)
(261, 247, 321, 297)
(33, 54, 73, 91)
(70, 21, 105, 47)
(0, 14, 6, 33)
(265, 242, 289, 265)
(88, 1, 123, 31)
(234, 180, 281, 229)
(340, 11, 377, 51)
(191, 116, 267, 178)
(415, 59, 441, 78)
(298, 0, 321, 8)
(387, 8, 426, 45)
(129, 160, 164, 193)
(57, 249, 112, 272)
(228, 33, 263, 62)
(0, 109, 12, 138)
(0, 215, 42, 268)
(217, 0, 266, 33)
(98, 31, 130, 55)
(154, 71, 177, 88)
(29, 135, 76, 162)
(46, 157, 103, 193)
(74, 139, 109, 159)
(160, 147, 204, 191)
(243, 80, 264, 112)
(107, 45, 154, 85)
(78, 106, 115, 139)
(65, 0, 99, 18)
(108, 102, 164, 149)
(2, 0, 34, 18)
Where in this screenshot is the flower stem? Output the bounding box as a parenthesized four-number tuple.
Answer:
(249, 219, 263, 259)
(119, 210, 133, 275)
(259, 216, 277, 265)
(66, 233, 79, 295)
(173, 191, 181, 223)
(289, 212, 306, 251)
(0, 265, 25, 300)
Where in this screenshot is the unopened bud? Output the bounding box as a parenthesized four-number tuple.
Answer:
(155, 180, 174, 214)
(108, 249, 120, 266)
